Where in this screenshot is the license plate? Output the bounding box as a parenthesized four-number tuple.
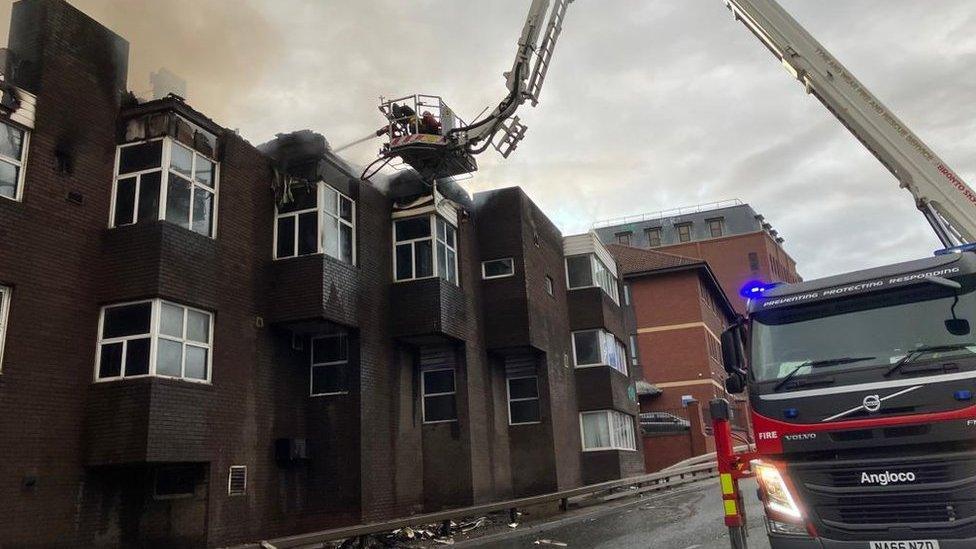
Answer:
(869, 542, 940, 549)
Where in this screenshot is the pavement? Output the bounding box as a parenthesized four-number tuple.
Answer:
(455, 478, 770, 549)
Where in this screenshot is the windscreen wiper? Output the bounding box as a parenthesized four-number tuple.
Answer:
(773, 356, 876, 392)
(883, 343, 974, 377)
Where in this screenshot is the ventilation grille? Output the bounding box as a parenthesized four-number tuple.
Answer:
(228, 465, 247, 496)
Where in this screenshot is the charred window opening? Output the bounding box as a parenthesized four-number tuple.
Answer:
(0, 119, 28, 201)
(310, 332, 349, 396)
(96, 300, 212, 383)
(274, 182, 355, 264)
(153, 465, 199, 500)
(111, 137, 218, 237)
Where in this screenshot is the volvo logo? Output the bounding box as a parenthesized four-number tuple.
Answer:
(863, 394, 882, 412)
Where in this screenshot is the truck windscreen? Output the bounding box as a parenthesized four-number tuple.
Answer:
(751, 277, 976, 383)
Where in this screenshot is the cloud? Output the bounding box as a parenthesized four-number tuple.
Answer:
(5, 0, 974, 280)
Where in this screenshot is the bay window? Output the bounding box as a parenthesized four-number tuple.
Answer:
(572, 329, 628, 376)
(96, 299, 213, 382)
(565, 253, 619, 303)
(274, 182, 355, 264)
(580, 410, 637, 451)
(310, 332, 348, 396)
(111, 138, 219, 238)
(0, 120, 28, 201)
(394, 215, 457, 284)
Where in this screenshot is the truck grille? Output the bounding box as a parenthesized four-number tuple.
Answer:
(789, 452, 976, 538)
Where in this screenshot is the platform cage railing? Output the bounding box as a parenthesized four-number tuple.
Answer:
(379, 94, 466, 142)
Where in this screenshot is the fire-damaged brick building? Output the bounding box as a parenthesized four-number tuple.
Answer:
(0, 1, 642, 546)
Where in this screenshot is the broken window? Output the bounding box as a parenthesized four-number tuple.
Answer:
(310, 332, 348, 396)
(274, 182, 356, 264)
(676, 223, 692, 243)
(645, 227, 662, 247)
(394, 215, 457, 285)
(572, 329, 628, 376)
(422, 368, 457, 423)
(97, 299, 212, 382)
(111, 138, 218, 237)
(507, 376, 540, 425)
(0, 120, 28, 201)
(482, 258, 514, 279)
(0, 285, 9, 371)
(580, 410, 636, 451)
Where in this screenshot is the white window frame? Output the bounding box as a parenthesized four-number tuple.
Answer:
(579, 410, 637, 452)
(482, 257, 515, 280)
(310, 332, 348, 397)
(273, 181, 356, 265)
(393, 215, 458, 285)
(94, 299, 213, 384)
(571, 329, 628, 376)
(227, 465, 247, 496)
(0, 120, 29, 202)
(545, 275, 554, 296)
(629, 334, 639, 367)
(565, 253, 619, 305)
(0, 285, 10, 371)
(623, 283, 631, 306)
(421, 367, 457, 424)
(507, 375, 541, 426)
(109, 137, 221, 238)
(273, 183, 320, 260)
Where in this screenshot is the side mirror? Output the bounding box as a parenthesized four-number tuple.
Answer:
(725, 373, 746, 394)
(946, 318, 971, 336)
(720, 324, 747, 375)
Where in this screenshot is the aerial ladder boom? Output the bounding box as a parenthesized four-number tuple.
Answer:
(725, 0, 976, 247)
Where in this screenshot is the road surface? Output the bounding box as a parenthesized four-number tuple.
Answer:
(459, 478, 769, 549)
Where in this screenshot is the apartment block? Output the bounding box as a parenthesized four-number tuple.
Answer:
(594, 200, 800, 313)
(0, 1, 642, 546)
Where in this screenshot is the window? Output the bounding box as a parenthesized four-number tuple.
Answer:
(572, 329, 628, 376)
(0, 285, 9, 370)
(394, 216, 457, 284)
(748, 252, 760, 272)
(580, 410, 637, 451)
(274, 182, 355, 264)
(545, 275, 554, 296)
(615, 232, 632, 245)
(565, 254, 619, 304)
(507, 376, 540, 425)
(154, 465, 197, 499)
(228, 466, 247, 496)
(0, 120, 28, 201)
(676, 223, 692, 243)
(629, 334, 639, 367)
(310, 332, 348, 396)
(96, 300, 212, 382)
(623, 283, 631, 306)
(707, 217, 724, 238)
(482, 258, 514, 279)
(111, 138, 219, 237)
(645, 227, 662, 247)
(422, 368, 457, 423)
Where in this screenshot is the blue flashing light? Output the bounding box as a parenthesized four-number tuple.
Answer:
(954, 390, 972, 401)
(740, 280, 780, 299)
(935, 243, 976, 256)
(783, 408, 799, 419)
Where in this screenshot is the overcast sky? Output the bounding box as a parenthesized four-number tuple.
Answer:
(4, 0, 975, 279)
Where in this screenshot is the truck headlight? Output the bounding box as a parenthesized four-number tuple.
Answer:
(752, 460, 802, 520)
